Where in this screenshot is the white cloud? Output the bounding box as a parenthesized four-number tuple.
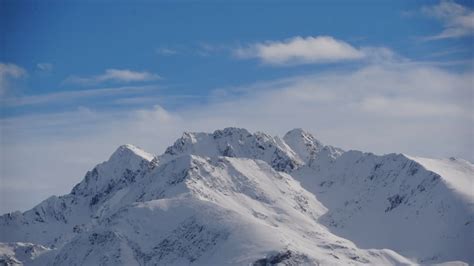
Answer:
(64, 69, 161, 85)
(0, 63, 27, 96)
(1, 85, 159, 107)
(234, 36, 365, 65)
(1, 61, 472, 213)
(36, 62, 53, 72)
(359, 47, 407, 64)
(359, 96, 464, 117)
(422, 0, 474, 40)
(156, 47, 178, 56)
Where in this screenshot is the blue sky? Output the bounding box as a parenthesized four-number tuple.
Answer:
(0, 0, 473, 213)
(1, 0, 472, 112)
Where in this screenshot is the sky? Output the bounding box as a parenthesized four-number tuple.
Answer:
(0, 0, 473, 213)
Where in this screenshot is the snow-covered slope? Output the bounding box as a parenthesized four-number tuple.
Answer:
(1, 128, 472, 265)
(0, 144, 154, 247)
(292, 152, 473, 264)
(160, 128, 302, 172)
(407, 156, 474, 203)
(279, 128, 473, 263)
(0, 242, 51, 266)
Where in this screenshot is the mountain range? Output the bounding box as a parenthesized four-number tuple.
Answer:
(1, 128, 472, 265)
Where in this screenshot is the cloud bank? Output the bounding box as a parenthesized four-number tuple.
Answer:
(1, 61, 472, 214)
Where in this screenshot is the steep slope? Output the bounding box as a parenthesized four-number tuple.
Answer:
(1, 127, 472, 265)
(0, 144, 154, 246)
(283, 140, 474, 264)
(407, 156, 474, 203)
(161, 128, 474, 264)
(55, 155, 409, 265)
(1, 153, 414, 265)
(0, 242, 51, 266)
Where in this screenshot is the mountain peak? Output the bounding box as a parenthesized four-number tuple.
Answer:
(100, 143, 154, 181)
(212, 127, 251, 138)
(284, 128, 320, 142)
(163, 128, 301, 172)
(109, 144, 154, 163)
(285, 128, 308, 136)
(283, 128, 324, 162)
(68, 144, 155, 198)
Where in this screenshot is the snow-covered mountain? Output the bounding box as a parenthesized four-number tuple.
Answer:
(1, 128, 472, 265)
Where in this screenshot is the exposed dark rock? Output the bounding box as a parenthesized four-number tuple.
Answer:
(385, 194, 405, 212)
(253, 250, 310, 266)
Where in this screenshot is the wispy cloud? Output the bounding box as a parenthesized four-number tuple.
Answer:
(0, 63, 27, 96)
(234, 36, 365, 65)
(64, 69, 161, 86)
(422, 0, 474, 40)
(195, 43, 229, 57)
(36, 62, 53, 72)
(1, 85, 159, 107)
(155, 43, 230, 57)
(156, 47, 178, 56)
(426, 47, 470, 58)
(112, 95, 202, 106)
